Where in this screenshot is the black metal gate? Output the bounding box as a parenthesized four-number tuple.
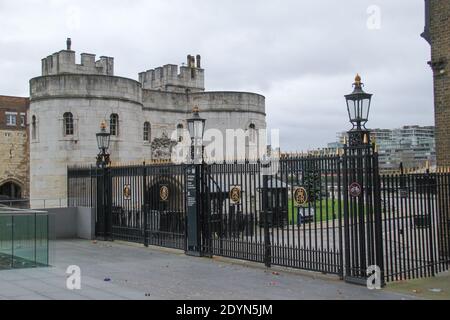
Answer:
(67, 152, 449, 284)
(200, 156, 345, 276)
(69, 163, 187, 250)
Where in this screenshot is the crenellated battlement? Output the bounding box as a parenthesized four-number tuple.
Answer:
(139, 54, 204, 93)
(41, 38, 114, 76)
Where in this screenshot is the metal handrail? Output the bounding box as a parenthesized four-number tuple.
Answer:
(0, 198, 70, 209)
(0, 206, 47, 215)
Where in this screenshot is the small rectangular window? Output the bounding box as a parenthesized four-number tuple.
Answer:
(20, 114, 26, 127)
(6, 113, 17, 126)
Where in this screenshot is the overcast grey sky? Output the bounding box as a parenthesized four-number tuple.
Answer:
(0, 0, 433, 151)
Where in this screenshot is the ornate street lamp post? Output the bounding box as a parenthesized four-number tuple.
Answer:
(95, 121, 111, 240)
(96, 121, 111, 168)
(187, 106, 206, 164)
(345, 74, 373, 147)
(186, 107, 206, 256)
(342, 75, 384, 285)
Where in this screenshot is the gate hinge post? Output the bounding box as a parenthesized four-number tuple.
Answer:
(261, 160, 273, 269)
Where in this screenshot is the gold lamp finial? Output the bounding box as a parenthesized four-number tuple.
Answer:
(100, 120, 107, 130)
(363, 133, 369, 144)
(192, 106, 200, 113)
(355, 74, 362, 85)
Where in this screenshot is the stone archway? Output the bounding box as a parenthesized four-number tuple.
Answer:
(146, 176, 184, 212)
(0, 180, 23, 199)
(146, 175, 185, 235)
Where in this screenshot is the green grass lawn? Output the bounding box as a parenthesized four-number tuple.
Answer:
(287, 199, 343, 224)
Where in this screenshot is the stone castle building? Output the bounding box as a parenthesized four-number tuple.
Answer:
(29, 40, 266, 206)
(422, 0, 450, 166)
(0, 96, 29, 201)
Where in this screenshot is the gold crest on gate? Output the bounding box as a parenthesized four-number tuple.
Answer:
(160, 185, 169, 202)
(229, 186, 241, 204)
(123, 184, 131, 200)
(294, 187, 308, 207)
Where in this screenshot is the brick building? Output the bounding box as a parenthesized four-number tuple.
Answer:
(422, 0, 450, 166)
(0, 95, 29, 200)
(422, 0, 450, 258)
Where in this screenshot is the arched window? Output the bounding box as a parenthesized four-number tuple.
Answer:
(248, 123, 257, 143)
(31, 115, 37, 140)
(110, 114, 119, 136)
(63, 112, 74, 136)
(143, 122, 151, 142)
(0, 181, 22, 199)
(177, 124, 184, 142)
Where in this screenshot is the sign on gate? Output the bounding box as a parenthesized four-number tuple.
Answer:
(230, 186, 241, 204)
(186, 166, 200, 256)
(160, 185, 169, 202)
(349, 182, 362, 198)
(293, 187, 308, 206)
(123, 184, 131, 200)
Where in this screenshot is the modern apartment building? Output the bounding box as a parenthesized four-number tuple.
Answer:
(330, 125, 436, 171)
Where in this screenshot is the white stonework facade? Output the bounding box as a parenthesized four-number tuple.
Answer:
(29, 43, 266, 207)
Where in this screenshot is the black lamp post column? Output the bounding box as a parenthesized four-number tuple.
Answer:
(96, 121, 111, 240)
(343, 75, 383, 285)
(186, 107, 206, 256)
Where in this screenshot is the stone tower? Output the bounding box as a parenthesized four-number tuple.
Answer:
(28, 40, 266, 208)
(422, 0, 450, 166)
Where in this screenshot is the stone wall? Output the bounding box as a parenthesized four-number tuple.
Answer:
(42, 50, 114, 77)
(139, 55, 204, 93)
(0, 96, 29, 199)
(142, 90, 266, 137)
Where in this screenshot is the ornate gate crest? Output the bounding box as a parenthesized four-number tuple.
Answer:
(229, 186, 241, 204)
(293, 187, 308, 207)
(123, 184, 131, 200)
(160, 185, 169, 202)
(349, 182, 362, 198)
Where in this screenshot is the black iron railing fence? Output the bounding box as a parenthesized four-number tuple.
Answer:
(67, 154, 450, 284)
(380, 172, 450, 282)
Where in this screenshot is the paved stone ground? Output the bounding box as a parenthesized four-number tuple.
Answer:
(386, 270, 450, 300)
(0, 240, 416, 300)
